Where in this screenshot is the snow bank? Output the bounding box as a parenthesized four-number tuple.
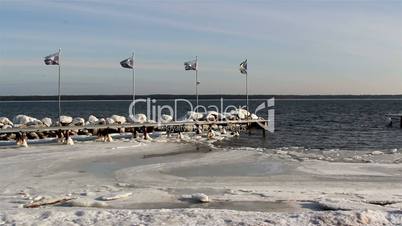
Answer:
(0, 208, 400, 226)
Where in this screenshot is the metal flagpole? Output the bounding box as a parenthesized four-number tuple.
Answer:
(195, 56, 198, 112)
(246, 71, 249, 118)
(132, 52, 135, 114)
(58, 48, 61, 122)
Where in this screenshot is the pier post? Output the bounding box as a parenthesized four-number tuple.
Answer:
(132, 128, 138, 139)
(15, 132, 21, 146)
(56, 129, 64, 143)
(262, 128, 266, 138)
(195, 124, 201, 135)
(143, 126, 148, 140)
(400, 116, 402, 128)
(16, 132, 28, 147)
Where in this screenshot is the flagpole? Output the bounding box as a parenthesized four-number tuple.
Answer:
(195, 56, 198, 112)
(58, 48, 61, 123)
(246, 71, 249, 118)
(132, 52, 135, 114)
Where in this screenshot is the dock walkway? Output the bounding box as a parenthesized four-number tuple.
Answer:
(0, 119, 268, 134)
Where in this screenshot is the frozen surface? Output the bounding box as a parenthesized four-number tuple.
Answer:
(1, 135, 402, 225)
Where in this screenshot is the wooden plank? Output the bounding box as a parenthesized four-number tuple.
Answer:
(0, 119, 268, 134)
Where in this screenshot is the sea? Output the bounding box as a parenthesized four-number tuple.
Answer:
(1, 96, 402, 151)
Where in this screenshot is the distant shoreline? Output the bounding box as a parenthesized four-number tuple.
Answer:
(2, 94, 402, 101)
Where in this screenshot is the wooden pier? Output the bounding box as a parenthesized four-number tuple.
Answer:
(0, 119, 268, 134)
(0, 119, 269, 146)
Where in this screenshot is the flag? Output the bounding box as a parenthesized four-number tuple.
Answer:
(240, 59, 247, 74)
(184, 60, 197, 71)
(44, 52, 59, 65)
(120, 57, 134, 69)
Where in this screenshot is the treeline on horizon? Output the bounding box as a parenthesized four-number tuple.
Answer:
(1, 95, 402, 101)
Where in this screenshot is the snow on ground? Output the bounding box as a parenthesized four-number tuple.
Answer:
(1, 208, 402, 226)
(1, 135, 402, 225)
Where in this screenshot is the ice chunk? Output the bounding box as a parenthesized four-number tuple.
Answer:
(185, 111, 203, 121)
(88, 115, 99, 124)
(250, 113, 259, 120)
(72, 117, 85, 126)
(13, 115, 41, 125)
(99, 192, 132, 201)
(67, 198, 108, 208)
(41, 117, 52, 127)
(106, 118, 115, 125)
(133, 114, 147, 123)
(111, 115, 126, 124)
(191, 193, 209, 203)
(0, 117, 13, 126)
(59, 115, 73, 124)
(160, 114, 173, 123)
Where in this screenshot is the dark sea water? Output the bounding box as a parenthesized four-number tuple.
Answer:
(1, 98, 402, 151)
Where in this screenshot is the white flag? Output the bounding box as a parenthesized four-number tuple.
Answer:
(240, 59, 247, 75)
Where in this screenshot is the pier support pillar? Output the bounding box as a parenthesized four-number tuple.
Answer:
(195, 124, 201, 135)
(400, 117, 402, 128)
(143, 126, 148, 140)
(16, 132, 28, 147)
(132, 128, 138, 139)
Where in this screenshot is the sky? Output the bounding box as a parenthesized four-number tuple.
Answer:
(1, 0, 402, 95)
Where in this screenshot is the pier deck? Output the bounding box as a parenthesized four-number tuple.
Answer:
(0, 119, 268, 134)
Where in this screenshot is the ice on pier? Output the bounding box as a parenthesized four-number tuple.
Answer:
(88, 115, 99, 124)
(185, 111, 203, 121)
(98, 118, 107, 125)
(13, 115, 41, 126)
(250, 113, 259, 120)
(206, 111, 220, 121)
(111, 115, 126, 124)
(41, 117, 52, 127)
(230, 109, 249, 120)
(222, 113, 232, 121)
(72, 117, 85, 126)
(182, 108, 255, 122)
(59, 115, 73, 125)
(133, 114, 147, 123)
(1, 124, 12, 129)
(105, 118, 115, 125)
(0, 117, 13, 126)
(160, 114, 173, 123)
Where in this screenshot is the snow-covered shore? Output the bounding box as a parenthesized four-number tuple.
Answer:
(2, 208, 401, 226)
(1, 136, 402, 225)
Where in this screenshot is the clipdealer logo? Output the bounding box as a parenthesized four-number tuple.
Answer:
(128, 98, 275, 132)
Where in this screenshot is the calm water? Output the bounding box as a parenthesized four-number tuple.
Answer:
(1, 98, 402, 151)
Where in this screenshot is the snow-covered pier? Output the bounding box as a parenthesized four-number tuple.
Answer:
(0, 110, 269, 146)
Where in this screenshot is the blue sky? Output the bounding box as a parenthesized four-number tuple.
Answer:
(1, 0, 402, 95)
